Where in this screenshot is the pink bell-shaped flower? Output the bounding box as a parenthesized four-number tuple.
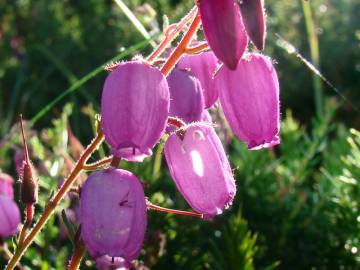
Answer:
(0, 194, 21, 238)
(80, 169, 147, 264)
(168, 69, 204, 124)
(0, 172, 14, 199)
(199, 0, 248, 70)
(239, 0, 266, 50)
(177, 51, 218, 108)
(216, 53, 280, 150)
(101, 61, 170, 162)
(164, 124, 236, 218)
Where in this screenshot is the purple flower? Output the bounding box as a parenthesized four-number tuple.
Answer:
(215, 53, 280, 150)
(168, 69, 204, 124)
(199, 0, 248, 70)
(239, 0, 266, 50)
(164, 124, 236, 218)
(177, 51, 219, 108)
(0, 195, 21, 238)
(80, 169, 147, 263)
(101, 61, 170, 162)
(0, 172, 14, 199)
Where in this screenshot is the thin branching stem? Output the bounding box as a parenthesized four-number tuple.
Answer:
(17, 204, 34, 247)
(147, 6, 198, 63)
(147, 202, 203, 219)
(83, 156, 113, 171)
(5, 131, 104, 270)
(185, 42, 209, 55)
(161, 11, 201, 76)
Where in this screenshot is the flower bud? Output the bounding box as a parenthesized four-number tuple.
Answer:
(168, 69, 204, 124)
(20, 161, 38, 204)
(101, 61, 170, 162)
(177, 51, 219, 108)
(216, 53, 280, 149)
(0, 172, 14, 199)
(19, 116, 38, 204)
(199, 0, 248, 70)
(164, 124, 236, 218)
(80, 169, 147, 263)
(239, 0, 266, 50)
(0, 194, 21, 238)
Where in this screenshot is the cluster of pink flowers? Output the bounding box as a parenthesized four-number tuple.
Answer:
(79, 0, 280, 268)
(0, 1, 279, 269)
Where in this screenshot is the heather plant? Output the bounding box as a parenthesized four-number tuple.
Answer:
(1, 1, 282, 269)
(0, 0, 359, 269)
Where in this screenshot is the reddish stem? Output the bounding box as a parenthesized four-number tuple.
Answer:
(147, 203, 203, 219)
(68, 239, 86, 270)
(161, 11, 201, 76)
(18, 204, 34, 247)
(167, 117, 186, 129)
(110, 156, 121, 168)
(147, 6, 198, 63)
(185, 42, 209, 55)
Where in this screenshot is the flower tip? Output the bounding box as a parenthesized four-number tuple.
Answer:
(224, 59, 239, 70)
(248, 135, 280, 150)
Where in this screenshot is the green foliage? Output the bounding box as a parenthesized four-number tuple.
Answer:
(210, 211, 264, 270)
(231, 105, 359, 269)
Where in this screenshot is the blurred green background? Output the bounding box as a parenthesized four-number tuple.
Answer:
(0, 0, 359, 269)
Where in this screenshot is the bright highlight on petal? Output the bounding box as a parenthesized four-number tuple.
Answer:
(190, 150, 204, 177)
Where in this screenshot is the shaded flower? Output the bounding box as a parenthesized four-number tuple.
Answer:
(80, 169, 147, 264)
(199, 0, 248, 69)
(0, 172, 14, 199)
(239, 0, 267, 50)
(168, 69, 204, 124)
(177, 51, 219, 108)
(0, 194, 21, 238)
(101, 61, 170, 162)
(164, 124, 236, 218)
(216, 53, 280, 149)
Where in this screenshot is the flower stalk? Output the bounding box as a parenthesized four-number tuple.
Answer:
(5, 131, 104, 270)
(67, 239, 86, 270)
(161, 11, 201, 76)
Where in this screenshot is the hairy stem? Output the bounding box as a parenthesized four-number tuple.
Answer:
(147, 6, 198, 63)
(147, 202, 203, 219)
(83, 156, 113, 171)
(185, 42, 209, 55)
(5, 131, 104, 270)
(161, 11, 201, 76)
(17, 204, 34, 247)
